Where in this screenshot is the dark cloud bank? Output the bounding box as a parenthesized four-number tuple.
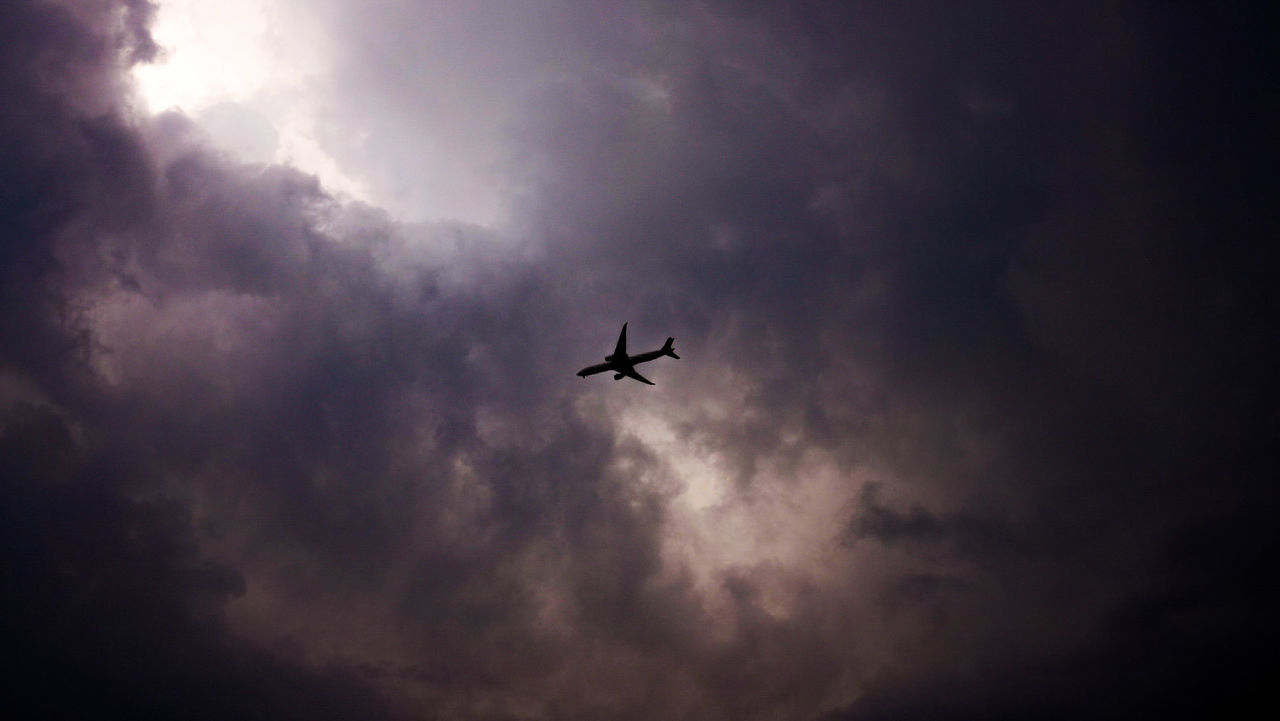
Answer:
(2, 1, 1275, 719)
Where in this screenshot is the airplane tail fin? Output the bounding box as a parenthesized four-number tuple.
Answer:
(662, 337, 679, 359)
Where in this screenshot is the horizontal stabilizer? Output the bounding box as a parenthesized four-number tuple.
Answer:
(662, 337, 679, 359)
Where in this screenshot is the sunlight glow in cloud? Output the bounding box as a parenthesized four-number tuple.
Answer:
(620, 404, 860, 613)
(131, 0, 269, 110)
(132, 0, 372, 203)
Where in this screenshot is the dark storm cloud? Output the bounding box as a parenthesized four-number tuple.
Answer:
(485, 1, 1276, 718)
(3, 2, 698, 716)
(845, 482, 1020, 559)
(1, 2, 409, 717)
(0, 406, 408, 720)
(2, 0, 1275, 720)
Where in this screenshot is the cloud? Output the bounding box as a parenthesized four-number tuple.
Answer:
(2, 1, 1275, 720)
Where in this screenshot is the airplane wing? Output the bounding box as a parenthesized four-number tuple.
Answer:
(621, 366, 654, 385)
(612, 322, 628, 360)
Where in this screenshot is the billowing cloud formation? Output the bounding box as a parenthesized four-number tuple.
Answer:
(1, 1, 1274, 719)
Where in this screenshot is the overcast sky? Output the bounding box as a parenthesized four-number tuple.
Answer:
(1, 1, 1274, 719)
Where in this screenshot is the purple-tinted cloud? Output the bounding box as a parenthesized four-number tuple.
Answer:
(2, 1, 1274, 720)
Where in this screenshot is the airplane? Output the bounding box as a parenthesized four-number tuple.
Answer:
(576, 323, 679, 385)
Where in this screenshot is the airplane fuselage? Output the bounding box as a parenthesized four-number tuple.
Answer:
(576, 353, 657, 378)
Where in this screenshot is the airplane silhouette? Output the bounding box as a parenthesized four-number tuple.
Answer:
(576, 323, 679, 385)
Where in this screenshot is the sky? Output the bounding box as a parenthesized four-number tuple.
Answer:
(1, 1, 1275, 719)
